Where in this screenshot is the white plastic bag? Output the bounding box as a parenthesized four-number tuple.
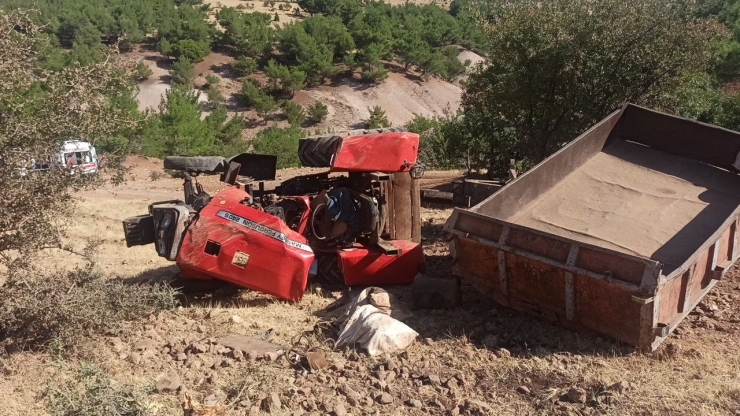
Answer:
(336, 287, 418, 356)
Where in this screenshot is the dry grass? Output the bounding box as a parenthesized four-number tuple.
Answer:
(2, 162, 740, 415)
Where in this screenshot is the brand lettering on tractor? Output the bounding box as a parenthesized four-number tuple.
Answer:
(216, 210, 313, 253)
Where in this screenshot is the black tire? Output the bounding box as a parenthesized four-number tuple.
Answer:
(163, 156, 226, 173)
(297, 128, 407, 168)
(298, 135, 341, 167)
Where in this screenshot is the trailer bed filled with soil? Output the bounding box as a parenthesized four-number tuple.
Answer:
(445, 104, 740, 350)
(509, 139, 740, 275)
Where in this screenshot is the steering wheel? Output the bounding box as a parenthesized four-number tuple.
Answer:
(310, 203, 329, 240)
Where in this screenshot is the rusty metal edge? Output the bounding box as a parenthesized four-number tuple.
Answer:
(662, 210, 740, 282)
(445, 209, 660, 286)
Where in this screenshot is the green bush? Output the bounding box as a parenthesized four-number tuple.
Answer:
(405, 113, 463, 169)
(171, 57, 195, 86)
(171, 39, 210, 63)
(253, 125, 304, 168)
(265, 59, 306, 95)
(306, 101, 328, 124)
(134, 61, 153, 81)
(241, 80, 276, 119)
(233, 56, 258, 76)
(96, 136, 131, 155)
(366, 105, 390, 128)
(282, 101, 306, 126)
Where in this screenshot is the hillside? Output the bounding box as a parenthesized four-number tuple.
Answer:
(128, 47, 472, 136)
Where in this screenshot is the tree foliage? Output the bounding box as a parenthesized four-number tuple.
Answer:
(171, 57, 195, 86)
(142, 85, 246, 157)
(282, 101, 306, 126)
(0, 11, 137, 271)
(241, 79, 276, 120)
(307, 101, 328, 124)
(459, 0, 726, 172)
(253, 125, 304, 168)
(366, 105, 390, 128)
(216, 7, 274, 58)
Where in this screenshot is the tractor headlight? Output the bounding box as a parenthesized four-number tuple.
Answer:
(149, 202, 191, 261)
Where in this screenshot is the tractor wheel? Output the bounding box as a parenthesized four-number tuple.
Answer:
(297, 135, 341, 168)
(163, 156, 226, 173)
(297, 128, 407, 168)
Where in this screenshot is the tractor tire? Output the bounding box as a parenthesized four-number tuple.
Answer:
(297, 135, 341, 168)
(163, 156, 226, 173)
(297, 128, 407, 168)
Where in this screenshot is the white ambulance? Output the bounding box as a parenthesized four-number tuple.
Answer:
(58, 140, 99, 175)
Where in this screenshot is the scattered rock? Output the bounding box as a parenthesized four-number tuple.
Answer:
(332, 361, 345, 372)
(373, 380, 388, 391)
(232, 315, 243, 324)
(339, 384, 360, 405)
(263, 392, 281, 413)
(567, 387, 587, 404)
(134, 338, 159, 351)
(208, 309, 223, 319)
(427, 374, 441, 385)
(190, 342, 209, 354)
(265, 351, 279, 362)
(377, 392, 393, 404)
(422, 338, 434, 346)
(108, 337, 126, 353)
(334, 403, 348, 416)
(306, 351, 328, 370)
(218, 335, 284, 358)
(412, 275, 461, 309)
(407, 399, 422, 408)
(516, 386, 531, 395)
(155, 372, 181, 393)
(176, 352, 188, 361)
(608, 381, 636, 393)
(231, 349, 244, 361)
(239, 399, 252, 408)
(129, 352, 142, 365)
(496, 348, 512, 358)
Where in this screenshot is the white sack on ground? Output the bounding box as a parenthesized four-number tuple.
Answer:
(336, 287, 418, 356)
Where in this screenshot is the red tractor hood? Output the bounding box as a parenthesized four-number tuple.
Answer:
(176, 187, 314, 302)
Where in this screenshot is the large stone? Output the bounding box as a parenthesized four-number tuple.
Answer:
(217, 335, 284, 357)
(306, 351, 328, 370)
(412, 275, 461, 309)
(155, 372, 181, 393)
(567, 387, 587, 404)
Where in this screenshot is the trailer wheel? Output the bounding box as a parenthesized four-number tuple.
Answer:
(163, 156, 227, 173)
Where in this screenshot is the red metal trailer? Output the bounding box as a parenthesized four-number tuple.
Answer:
(444, 104, 740, 350)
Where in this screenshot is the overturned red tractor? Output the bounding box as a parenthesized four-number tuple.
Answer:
(123, 130, 425, 301)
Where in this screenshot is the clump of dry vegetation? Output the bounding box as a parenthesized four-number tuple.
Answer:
(45, 362, 153, 416)
(0, 11, 178, 357)
(0, 265, 178, 352)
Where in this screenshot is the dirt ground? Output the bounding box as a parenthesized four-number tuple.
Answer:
(2, 157, 740, 416)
